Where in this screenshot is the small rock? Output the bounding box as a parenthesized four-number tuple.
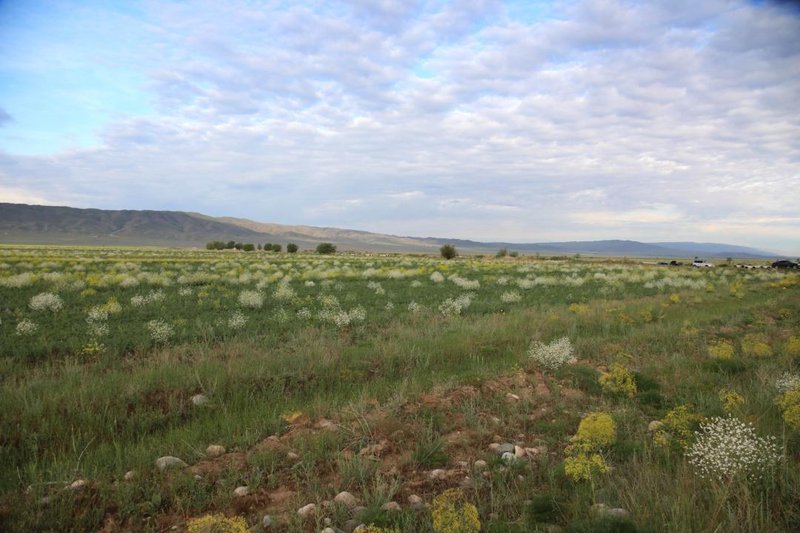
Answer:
(321, 528, 337, 533)
(474, 459, 488, 470)
(287, 452, 300, 461)
(334, 491, 358, 508)
(429, 469, 447, 480)
(501, 452, 518, 463)
(123, 470, 136, 481)
(155, 456, 187, 471)
(381, 501, 401, 512)
(490, 416, 502, 424)
(323, 517, 332, 526)
(648, 420, 664, 432)
(352, 506, 367, 519)
(206, 444, 226, 457)
(506, 393, 520, 402)
(318, 419, 338, 431)
(233, 485, 249, 497)
(262, 514, 272, 528)
(514, 445, 526, 458)
(496, 443, 515, 455)
(194, 474, 203, 480)
(591, 503, 630, 519)
(342, 519, 360, 533)
(68, 479, 87, 491)
(191, 393, 209, 406)
(408, 494, 424, 508)
(297, 503, 316, 518)
(488, 443, 501, 453)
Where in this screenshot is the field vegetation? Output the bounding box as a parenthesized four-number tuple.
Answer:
(0, 245, 798, 532)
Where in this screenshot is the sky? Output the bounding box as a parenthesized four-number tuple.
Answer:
(0, 0, 799, 254)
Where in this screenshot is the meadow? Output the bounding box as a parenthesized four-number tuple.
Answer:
(0, 245, 798, 532)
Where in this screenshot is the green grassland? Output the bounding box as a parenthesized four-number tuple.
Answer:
(0, 246, 798, 532)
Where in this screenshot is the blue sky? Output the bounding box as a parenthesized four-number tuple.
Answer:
(0, 0, 798, 254)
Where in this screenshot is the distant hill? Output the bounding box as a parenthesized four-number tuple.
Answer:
(0, 203, 781, 258)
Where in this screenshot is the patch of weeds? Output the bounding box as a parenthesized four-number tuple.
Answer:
(337, 453, 378, 491)
(525, 493, 563, 524)
(558, 365, 602, 396)
(171, 471, 215, 514)
(701, 358, 752, 376)
(248, 448, 283, 489)
(631, 371, 660, 393)
(412, 423, 449, 468)
(565, 516, 642, 533)
(637, 389, 669, 413)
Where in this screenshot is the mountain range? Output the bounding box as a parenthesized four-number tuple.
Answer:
(0, 203, 781, 259)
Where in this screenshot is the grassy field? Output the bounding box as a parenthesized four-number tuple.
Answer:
(1, 245, 798, 532)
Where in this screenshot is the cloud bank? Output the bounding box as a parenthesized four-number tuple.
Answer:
(1, 0, 798, 253)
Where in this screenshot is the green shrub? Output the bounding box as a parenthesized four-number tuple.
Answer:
(287, 243, 298, 253)
(317, 242, 337, 254)
(440, 244, 457, 260)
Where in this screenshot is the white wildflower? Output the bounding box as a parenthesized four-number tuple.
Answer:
(15, 319, 38, 336)
(228, 311, 248, 330)
(147, 319, 174, 343)
(410, 280, 422, 288)
(130, 295, 146, 307)
(408, 301, 420, 313)
(776, 372, 800, 393)
(297, 307, 312, 320)
(687, 416, 781, 482)
(501, 291, 522, 303)
(430, 271, 445, 283)
(438, 294, 472, 316)
(238, 290, 264, 309)
(528, 337, 575, 370)
(178, 287, 193, 297)
(274, 281, 295, 301)
(29, 292, 63, 312)
(385, 301, 395, 311)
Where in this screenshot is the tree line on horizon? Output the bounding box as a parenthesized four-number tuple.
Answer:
(206, 241, 338, 254)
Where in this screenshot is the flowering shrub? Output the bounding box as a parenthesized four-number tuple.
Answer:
(741, 334, 772, 358)
(718, 389, 745, 413)
(186, 513, 248, 533)
(29, 292, 63, 312)
(687, 416, 781, 481)
(528, 337, 575, 371)
(430, 271, 445, 283)
(775, 388, 800, 431)
(599, 363, 637, 398)
(652, 405, 705, 451)
(785, 336, 800, 358)
(707, 340, 735, 360)
(564, 412, 616, 482)
(432, 488, 481, 533)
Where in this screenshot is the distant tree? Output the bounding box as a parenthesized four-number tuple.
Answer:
(287, 243, 298, 253)
(440, 244, 457, 260)
(242, 243, 255, 252)
(226, 240, 236, 249)
(509, 251, 519, 258)
(264, 242, 273, 251)
(271, 243, 282, 253)
(316, 242, 337, 254)
(496, 248, 508, 258)
(206, 240, 225, 250)
(234, 242, 243, 250)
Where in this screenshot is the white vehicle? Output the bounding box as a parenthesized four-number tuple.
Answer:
(692, 259, 714, 267)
